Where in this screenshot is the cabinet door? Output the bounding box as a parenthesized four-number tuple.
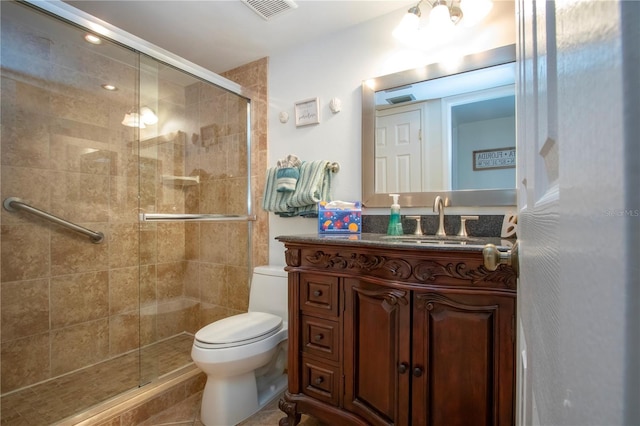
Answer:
(412, 291, 515, 426)
(343, 278, 411, 426)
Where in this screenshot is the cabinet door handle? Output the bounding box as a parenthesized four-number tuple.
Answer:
(398, 363, 408, 374)
(413, 367, 423, 377)
(314, 376, 324, 385)
(314, 333, 324, 342)
(313, 290, 322, 297)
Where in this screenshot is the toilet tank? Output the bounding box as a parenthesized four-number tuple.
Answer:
(248, 265, 288, 319)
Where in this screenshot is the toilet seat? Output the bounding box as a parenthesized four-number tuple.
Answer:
(194, 312, 283, 349)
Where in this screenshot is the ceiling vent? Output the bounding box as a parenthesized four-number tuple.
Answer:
(242, 0, 298, 20)
(386, 94, 416, 105)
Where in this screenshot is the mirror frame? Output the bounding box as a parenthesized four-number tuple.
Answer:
(362, 44, 517, 208)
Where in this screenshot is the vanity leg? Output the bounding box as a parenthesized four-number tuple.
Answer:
(278, 397, 301, 426)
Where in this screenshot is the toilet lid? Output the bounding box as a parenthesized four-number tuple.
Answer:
(194, 312, 283, 348)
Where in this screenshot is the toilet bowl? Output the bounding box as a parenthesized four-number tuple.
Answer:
(191, 266, 288, 426)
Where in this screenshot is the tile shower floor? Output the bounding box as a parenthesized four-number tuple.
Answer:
(1, 334, 194, 425)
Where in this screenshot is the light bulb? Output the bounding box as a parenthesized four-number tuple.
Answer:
(393, 10, 421, 40)
(429, 4, 454, 31)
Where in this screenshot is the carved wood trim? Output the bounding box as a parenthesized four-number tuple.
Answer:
(352, 286, 408, 312)
(415, 292, 499, 312)
(285, 248, 301, 267)
(303, 250, 516, 290)
(414, 261, 516, 289)
(305, 251, 412, 279)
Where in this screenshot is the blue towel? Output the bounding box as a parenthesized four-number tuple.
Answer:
(262, 160, 334, 217)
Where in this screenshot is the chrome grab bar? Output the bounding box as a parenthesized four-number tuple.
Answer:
(139, 213, 257, 222)
(3, 197, 105, 244)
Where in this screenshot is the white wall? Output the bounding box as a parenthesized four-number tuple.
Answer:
(267, 1, 516, 265)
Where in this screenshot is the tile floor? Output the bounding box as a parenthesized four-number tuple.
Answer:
(140, 390, 328, 426)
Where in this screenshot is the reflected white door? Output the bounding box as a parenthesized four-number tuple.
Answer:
(516, 1, 638, 425)
(375, 106, 421, 193)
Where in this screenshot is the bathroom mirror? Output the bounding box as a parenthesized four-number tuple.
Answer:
(362, 44, 517, 208)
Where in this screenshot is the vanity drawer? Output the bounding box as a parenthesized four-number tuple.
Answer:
(301, 315, 340, 362)
(300, 273, 339, 317)
(301, 355, 340, 407)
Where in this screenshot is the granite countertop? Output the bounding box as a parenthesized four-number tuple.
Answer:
(276, 233, 515, 252)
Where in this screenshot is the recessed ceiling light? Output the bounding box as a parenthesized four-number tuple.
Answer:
(101, 84, 118, 91)
(84, 34, 102, 45)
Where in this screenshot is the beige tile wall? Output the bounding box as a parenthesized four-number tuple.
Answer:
(0, 5, 268, 395)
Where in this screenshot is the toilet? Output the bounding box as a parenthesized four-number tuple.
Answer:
(191, 265, 289, 426)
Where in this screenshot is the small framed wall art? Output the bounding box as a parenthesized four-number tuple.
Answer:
(294, 97, 320, 127)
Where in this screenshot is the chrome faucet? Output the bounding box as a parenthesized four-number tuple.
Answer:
(433, 195, 449, 237)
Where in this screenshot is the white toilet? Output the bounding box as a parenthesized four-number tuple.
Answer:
(191, 265, 289, 426)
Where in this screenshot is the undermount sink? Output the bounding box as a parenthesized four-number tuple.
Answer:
(381, 235, 480, 244)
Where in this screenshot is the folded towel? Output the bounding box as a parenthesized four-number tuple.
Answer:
(276, 154, 302, 193)
(276, 167, 299, 192)
(262, 160, 334, 217)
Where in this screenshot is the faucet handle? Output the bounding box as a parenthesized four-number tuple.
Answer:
(457, 215, 479, 237)
(407, 215, 423, 235)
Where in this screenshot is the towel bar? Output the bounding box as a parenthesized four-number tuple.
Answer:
(140, 213, 257, 222)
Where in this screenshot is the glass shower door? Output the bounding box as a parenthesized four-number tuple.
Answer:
(0, 1, 143, 422)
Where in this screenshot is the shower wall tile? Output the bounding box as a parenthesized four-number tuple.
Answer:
(199, 223, 229, 264)
(140, 223, 158, 266)
(227, 177, 248, 216)
(157, 261, 186, 301)
(50, 91, 111, 128)
(1, 278, 49, 341)
(1, 110, 52, 170)
(50, 134, 113, 175)
(50, 223, 108, 276)
(0, 332, 50, 393)
(185, 223, 200, 260)
(184, 261, 199, 299)
(109, 311, 139, 356)
(0, 224, 50, 282)
(0, 166, 52, 225)
(156, 299, 199, 339)
(110, 266, 139, 315)
(109, 175, 140, 223)
(50, 318, 109, 376)
(140, 304, 158, 347)
(228, 222, 249, 267)
(225, 265, 249, 312)
(109, 223, 139, 269)
(157, 223, 185, 263)
(198, 263, 225, 305)
(140, 264, 158, 307)
(50, 271, 109, 328)
(50, 171, 110, 223)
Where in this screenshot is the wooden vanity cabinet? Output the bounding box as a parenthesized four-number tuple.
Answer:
(278, 238, 517, 426)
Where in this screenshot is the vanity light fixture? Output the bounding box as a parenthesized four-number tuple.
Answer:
(393, 0, 493, 40)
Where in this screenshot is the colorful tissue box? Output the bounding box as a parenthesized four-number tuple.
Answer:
(318, 201, 362, 234)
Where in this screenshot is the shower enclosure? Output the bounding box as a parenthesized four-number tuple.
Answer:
(0, 1, 255, 423)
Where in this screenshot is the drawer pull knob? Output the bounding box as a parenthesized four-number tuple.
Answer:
(314, 376, 324, 385)
(314, 334, 324, 341)
(398, 363, 408, 374)
(413, 367, 423, 377)
(313, 290, 322, 297)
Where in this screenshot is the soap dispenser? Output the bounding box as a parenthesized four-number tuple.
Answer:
(387, 194, 404, 236)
